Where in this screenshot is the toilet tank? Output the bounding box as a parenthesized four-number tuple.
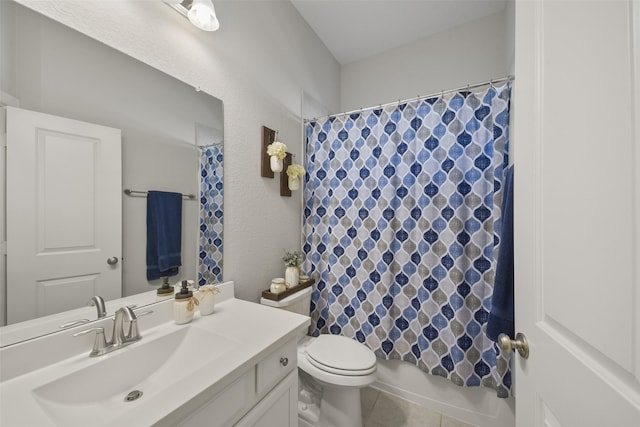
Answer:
(260, 286, 312, 316)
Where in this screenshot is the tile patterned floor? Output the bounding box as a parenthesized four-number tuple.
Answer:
(361, 387, 475, 427)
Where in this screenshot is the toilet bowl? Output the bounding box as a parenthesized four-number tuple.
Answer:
(260, 287, 377, 427)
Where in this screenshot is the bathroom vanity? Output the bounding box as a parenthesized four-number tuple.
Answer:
(0, 282, 310, 426)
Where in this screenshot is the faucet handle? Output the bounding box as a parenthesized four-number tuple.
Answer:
(126, 310, 153, 341)
(59, 319, 90, 329)
(73, 327, 108, 357)
(136, 310, 154, 318)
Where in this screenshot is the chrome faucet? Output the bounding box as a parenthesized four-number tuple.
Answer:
(88, 295, 107, 319)
(112, 306, 139, 346)
(74, 306, 152, 357)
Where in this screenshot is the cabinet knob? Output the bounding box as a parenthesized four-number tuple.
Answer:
(280, 357, 289, 367)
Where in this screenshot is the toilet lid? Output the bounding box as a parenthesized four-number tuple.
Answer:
(305, 335, 376, 376)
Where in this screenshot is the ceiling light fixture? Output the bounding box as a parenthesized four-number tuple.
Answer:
(188, 0, 219, 31)
(163, 0, 220, 32)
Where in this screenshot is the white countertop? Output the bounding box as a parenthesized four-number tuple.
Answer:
(0, 281, 310, 426)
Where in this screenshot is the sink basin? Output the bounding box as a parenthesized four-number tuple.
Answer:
(32, 325, 237, 426)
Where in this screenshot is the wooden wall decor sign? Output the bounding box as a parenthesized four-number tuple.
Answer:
(260, 126, 276, 178)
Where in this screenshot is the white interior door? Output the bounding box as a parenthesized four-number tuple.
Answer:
(5, 107, 122, 324)
(513, 0, 639, 425)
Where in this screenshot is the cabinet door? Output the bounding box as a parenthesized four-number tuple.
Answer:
(236, 370, 298, 427)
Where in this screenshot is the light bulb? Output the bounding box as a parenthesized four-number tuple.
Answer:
(188, 0, 220, 32)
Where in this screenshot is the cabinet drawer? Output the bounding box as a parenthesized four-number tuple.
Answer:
(256, 339, 297, 395)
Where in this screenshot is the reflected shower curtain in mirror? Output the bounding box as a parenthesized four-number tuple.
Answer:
(302, 84, 511, 397)
(198, 144, 223, 286)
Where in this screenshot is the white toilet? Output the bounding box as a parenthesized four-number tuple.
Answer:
(260, 286, 377, 427)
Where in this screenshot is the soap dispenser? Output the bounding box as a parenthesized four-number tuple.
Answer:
(174, 281, 198, 324)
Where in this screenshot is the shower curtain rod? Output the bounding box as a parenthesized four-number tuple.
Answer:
(198, 141, 223, 149)
(304, 75, 513, 123)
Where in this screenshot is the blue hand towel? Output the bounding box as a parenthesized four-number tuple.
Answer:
(146, 191, 182, 281)
(487, 166, 514, 341)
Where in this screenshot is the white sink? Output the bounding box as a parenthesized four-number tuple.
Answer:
(31, 325, 237, 426)
(1, 282, 310, 427)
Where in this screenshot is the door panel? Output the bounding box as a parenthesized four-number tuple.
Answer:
(36, 274, 100, 317)
(539, 0, 634, 371)
(514, 0, 639, 425)
(38, 131, 98, 251)
(6, 107, 122, 324)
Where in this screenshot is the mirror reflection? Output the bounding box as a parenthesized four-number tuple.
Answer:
(0, 1, 223, 337)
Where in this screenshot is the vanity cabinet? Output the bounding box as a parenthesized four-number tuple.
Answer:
(176, 338, 298, 427)
(0, 283, 310, 427)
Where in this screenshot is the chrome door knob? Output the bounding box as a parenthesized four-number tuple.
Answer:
(107, 257, 119, 265)
(498, 332, 530, 359)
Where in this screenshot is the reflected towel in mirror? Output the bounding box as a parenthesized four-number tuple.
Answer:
(147, 191, 183, 280)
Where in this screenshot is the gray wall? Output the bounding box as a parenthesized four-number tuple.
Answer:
(340, 11, 509, 112)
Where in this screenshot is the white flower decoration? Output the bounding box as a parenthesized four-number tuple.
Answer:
(266, 141, 287, 159)
(286, 163, 305, 178)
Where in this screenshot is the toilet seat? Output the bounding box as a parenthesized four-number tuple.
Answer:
(304, 335, 376, 376)
(297, 337, 376, 388)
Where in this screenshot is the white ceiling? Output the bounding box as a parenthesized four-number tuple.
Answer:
(290, 0, 508, 65)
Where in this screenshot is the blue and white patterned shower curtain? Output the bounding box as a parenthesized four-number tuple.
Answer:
(198, 144, 224, 286)
(303, 84, 511, 397)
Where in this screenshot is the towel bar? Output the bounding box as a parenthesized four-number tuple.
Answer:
(124, 189, 196, 200)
